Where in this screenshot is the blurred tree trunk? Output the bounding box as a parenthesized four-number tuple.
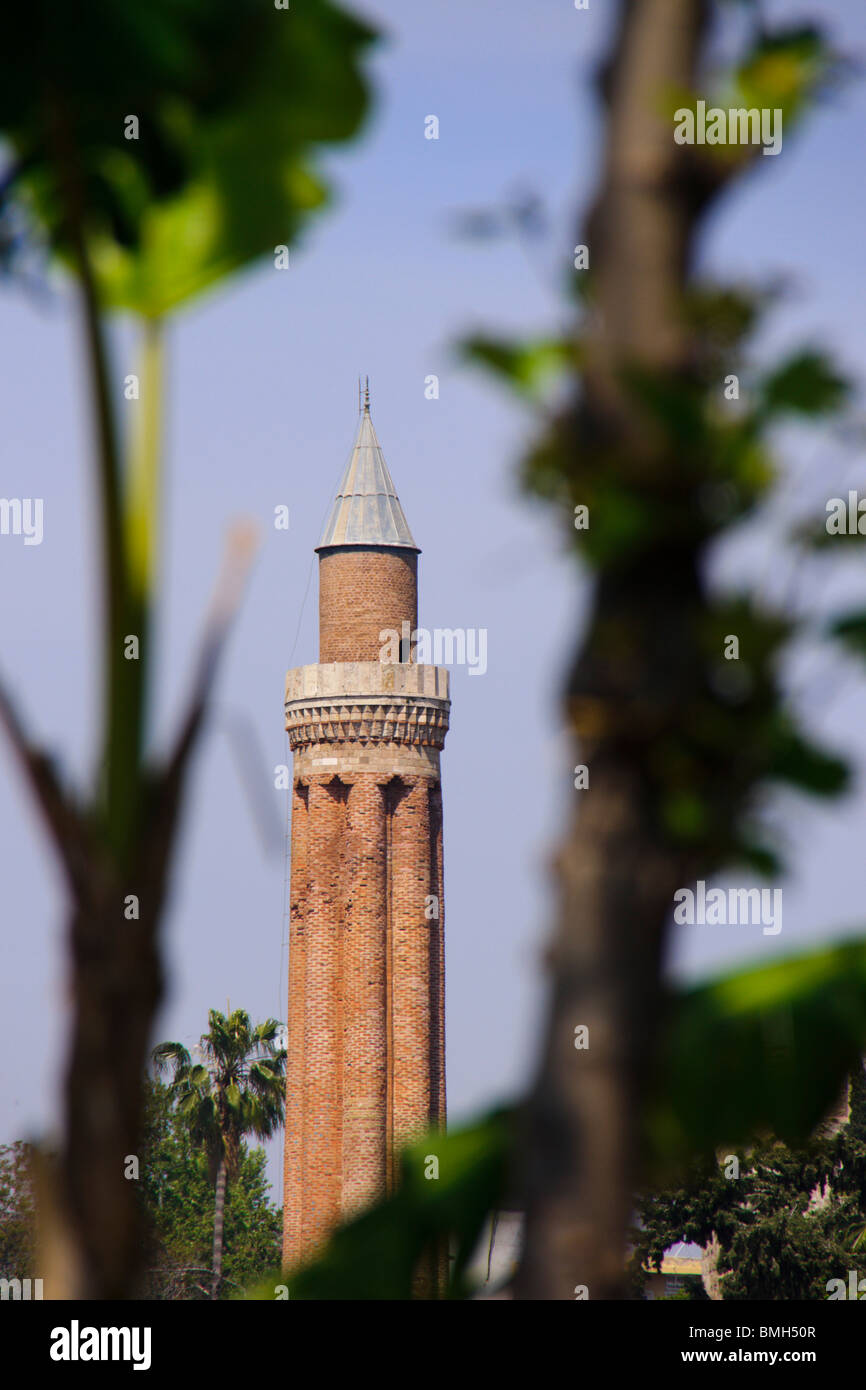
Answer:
(2, 541, 252, 1297)
(1, 0, 375, 1303)
(516, 0, 712, 1300)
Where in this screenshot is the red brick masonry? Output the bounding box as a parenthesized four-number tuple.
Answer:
(318, 546, 417, 663)
(282, 548, 448, 1269)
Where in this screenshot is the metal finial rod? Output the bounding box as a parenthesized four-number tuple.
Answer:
(364, 376, 370, 412)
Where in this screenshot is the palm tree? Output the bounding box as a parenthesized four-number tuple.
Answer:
(153, 1008, 286, 1299)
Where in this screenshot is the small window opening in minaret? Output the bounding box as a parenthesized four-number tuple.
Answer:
(399, 635, 411, 663)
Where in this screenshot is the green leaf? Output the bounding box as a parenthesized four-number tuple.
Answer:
(3, 1, 376, 318)
(733, 27, 840, 122)
(244, 1109, 513, 1300)
(661, 791, 710, 841)
(623, 367, 707, 447)
(650, 941, 866, 1165)
(460, 334, 574, 400)
(767, 727, 849, 797)
(828, 612, 866, 659)
(760, 350, 849, 418)
(97, 6, 374, 316)
(575, 481, 659, 567)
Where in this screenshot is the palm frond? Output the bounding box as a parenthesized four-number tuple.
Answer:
(154, 1006, 286, 1190)
(151, 1041, 191, 1077)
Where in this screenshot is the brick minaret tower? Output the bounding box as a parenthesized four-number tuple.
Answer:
(282, 389, 450, 1271)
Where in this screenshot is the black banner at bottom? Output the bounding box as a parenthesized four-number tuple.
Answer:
(0, 1295, 860, 1377)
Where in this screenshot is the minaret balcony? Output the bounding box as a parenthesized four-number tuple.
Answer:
(284, 661, 450, 754)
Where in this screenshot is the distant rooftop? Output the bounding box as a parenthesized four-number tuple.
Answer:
(317, 394, 419, 552)
(658, 1242, 703, 1275)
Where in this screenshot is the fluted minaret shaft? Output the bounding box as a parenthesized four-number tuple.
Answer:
(341, 779, 388, 1211)
(282, 666, 449, 1270)
(301, 781, 346, 1253)
(282, 401, 449, 1277)
(389, 778, 433, 1162)
(282, 784, 308, 1254)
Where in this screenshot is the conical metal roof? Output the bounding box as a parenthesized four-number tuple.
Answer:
(317, 401, 419, 552)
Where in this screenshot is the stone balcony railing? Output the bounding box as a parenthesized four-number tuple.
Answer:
(284, 662, 450, 753)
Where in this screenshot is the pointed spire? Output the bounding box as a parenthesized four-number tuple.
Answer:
(317, 395, 419, 552)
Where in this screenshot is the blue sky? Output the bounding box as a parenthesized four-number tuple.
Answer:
(2, 0, 866, 1200)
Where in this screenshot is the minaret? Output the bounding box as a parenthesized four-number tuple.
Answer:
(282, 391, 450, 1273)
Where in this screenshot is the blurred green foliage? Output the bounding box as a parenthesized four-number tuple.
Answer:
(0, 1142, 36, 1281)
(140, 1078, 282, 1299)
(284, 11, 866, 1299)
(0, 1085, 284, 1298)
(0, 0, 379, 1298)
(661, 23, 843, 171)
(634, 1064, 866, 1300)
(460, 335, 576, 402)
(829, 612, 866, 659)
(3, 0, 860, 1301)
(650, 946, 866, 1168)
(0, 0, 375, 315)
(245, 1109, 513, 1300)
